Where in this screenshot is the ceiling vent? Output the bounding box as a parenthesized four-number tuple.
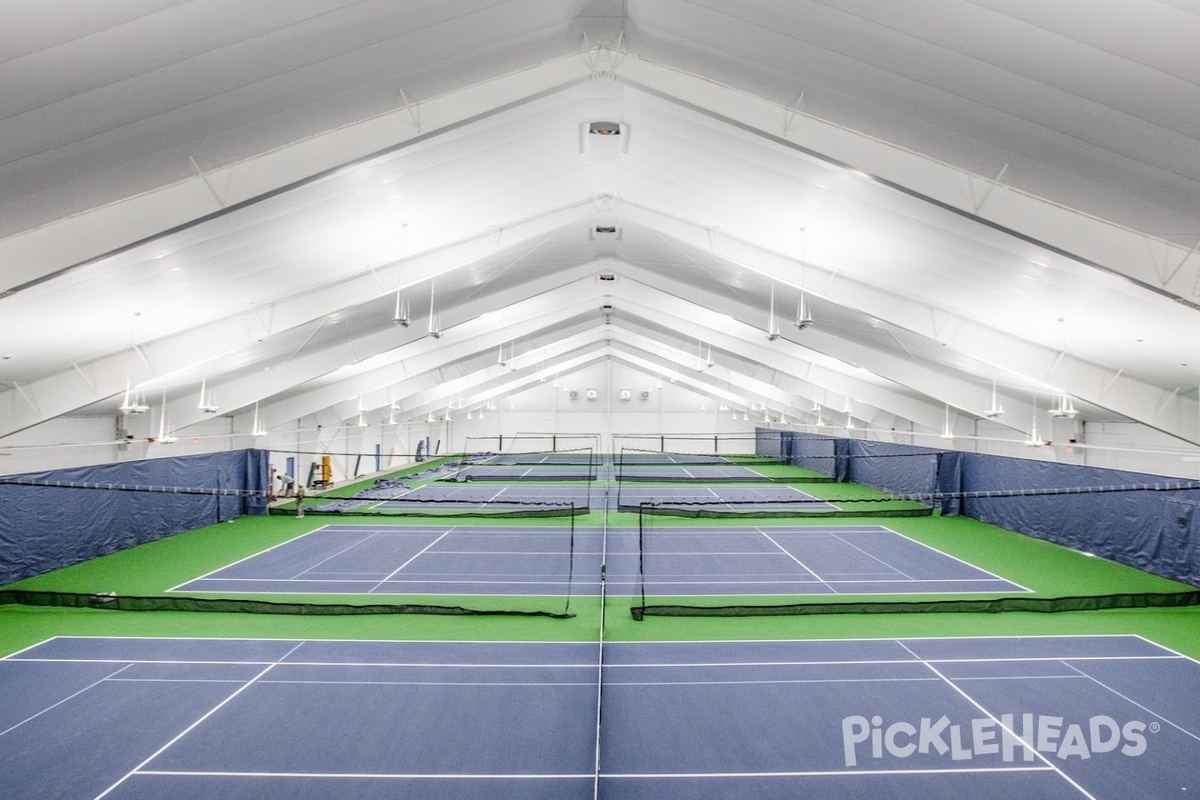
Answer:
(598, 273, 617, 282)
(589, 121, 621, 136)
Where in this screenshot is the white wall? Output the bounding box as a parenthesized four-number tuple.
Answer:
(448, 361, 759, 455)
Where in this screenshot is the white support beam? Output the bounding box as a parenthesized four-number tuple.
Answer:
(616, 57, 1200, 304)
(215, 290, 606, 434)
(0, 57, 593, 293)
(0, 204, 598, 440)
(615, 209, 1199, 445)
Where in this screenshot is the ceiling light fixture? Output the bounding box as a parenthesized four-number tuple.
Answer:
(766, 283, 781, 341)
(156, 391, 177, 444)
(251, 402, 267, 438)
(795, 226, 814, 330)
(1025, 400, 1044, 447)
(427, 280, 441, 338)
(939, 404, 954, 440)
(984, 381, 1004, 418)
(393, 289, 411, 327)
(198, 377, 219, 413)
(1048, 392, 1078, 419)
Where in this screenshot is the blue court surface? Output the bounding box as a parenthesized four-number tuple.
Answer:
(466, 453, 735, 467)
(171, 524, 1025, 597)
(3, 635, 1197, 800)
(445, 465, 767, 482)
(343, 484, 835, 513)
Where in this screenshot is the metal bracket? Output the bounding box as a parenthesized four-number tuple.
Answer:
(971, 163, 1009, 214)
(783, 92, 805, 137)
(398, 87, 421, 133)
(188, 155, 231, 209)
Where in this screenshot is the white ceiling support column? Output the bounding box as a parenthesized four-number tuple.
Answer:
(616, 57, 1200, 304)
(0, 56, 592, 293)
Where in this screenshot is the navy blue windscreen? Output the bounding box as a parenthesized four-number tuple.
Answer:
(0, 449, 269, 585)
(756, 429, 1200, 587)
(957, 453, 1200, 586)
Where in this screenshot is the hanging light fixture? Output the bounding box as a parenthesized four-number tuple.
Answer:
(766, 282, 781, 341)
(197, 376, 220, 413)
(393, 289, 411, 327)
(156, 391, 177, 444)
(426, 279, 441, 338)
(1025, 399, 1044, 446)
(795, 227, 814, 330)
(939, 404, 954, 439)
(984, 381, 1004, 418)
(251, 402, 267, 437)
(119, 376, 150, 415)
(1049, 392, 1078, 418)
(795, 295, 813, 330)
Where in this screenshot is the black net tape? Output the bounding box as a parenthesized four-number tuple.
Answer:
(0, 589, 577, 619)
(268, 503, 586, 519)
(620, 499, 933, 518)
(630, 590, 1200, 620)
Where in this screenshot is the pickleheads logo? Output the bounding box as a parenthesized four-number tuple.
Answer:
(841, 714, 1156, 767)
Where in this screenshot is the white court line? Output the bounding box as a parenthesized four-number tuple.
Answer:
(868, 526, 1032, 592)
(601, 654, 1186, 669)
(604, 677, 942, 687)
(12, 653, 1181, 669)
(109, 678, 249, 683)
(753, 527, 827, 589)
(291, 532, 382, 579)
(136, 769, 591, 779)
(600, 766, 1054, 779)
(93, 642, 308, 800)
(1060, 661, 1200, 744)
(167, 526, 339, 592)
(262, 679, 596, 687)
(369, 528, 458, 592)
(824, 532, 914, 580)
(627, 578, 1015, 585)
(895, 641, 1097, 800)
(0, 663, 133, 738)
(1130, 634, 1200, 667)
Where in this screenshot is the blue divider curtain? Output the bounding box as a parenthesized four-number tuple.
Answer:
(758, 429, 1200, 587)
(0, 449, 269, 585)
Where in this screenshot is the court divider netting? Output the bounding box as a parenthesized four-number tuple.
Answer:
(629, 484, 1200, 620)
(0, 476, 590, 619)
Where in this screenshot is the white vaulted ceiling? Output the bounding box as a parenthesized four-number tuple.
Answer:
(1, 0, 1198, 450)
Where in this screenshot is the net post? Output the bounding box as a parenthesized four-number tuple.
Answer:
(564, 503, 576, 615)
(631, 502, 647, 621)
